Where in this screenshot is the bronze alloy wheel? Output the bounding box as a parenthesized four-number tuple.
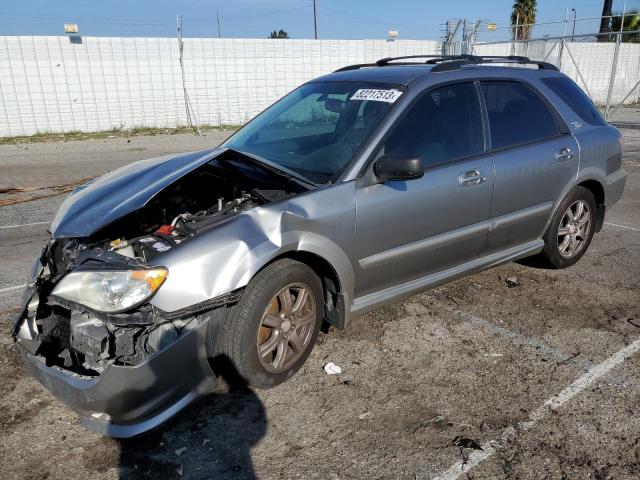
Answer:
(257, 282, 317, 373)
(557, 199, 592, 259)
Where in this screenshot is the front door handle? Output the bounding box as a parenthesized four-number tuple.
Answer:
(458, 169, 486, 187)
(554, 147, 574, 162)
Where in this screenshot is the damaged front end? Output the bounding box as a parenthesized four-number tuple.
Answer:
(12, 240, 220, 437)
(11, 148, 309, 437)
(13, 242, 195, 376)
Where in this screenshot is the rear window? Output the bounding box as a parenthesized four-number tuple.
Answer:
(481, 81, 560, 151)
(541, 77, 606, 126)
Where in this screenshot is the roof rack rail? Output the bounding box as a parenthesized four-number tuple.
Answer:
(334, 54, 558, 73)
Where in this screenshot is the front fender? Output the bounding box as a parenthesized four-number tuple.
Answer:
(149, 183, 356, 316)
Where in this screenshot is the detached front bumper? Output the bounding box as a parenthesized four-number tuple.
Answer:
(18, 319, 216, 438)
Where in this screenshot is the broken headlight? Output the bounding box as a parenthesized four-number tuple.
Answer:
(52, 268, 168, 313)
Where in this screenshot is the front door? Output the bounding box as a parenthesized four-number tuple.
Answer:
(354, 82, 494, 298)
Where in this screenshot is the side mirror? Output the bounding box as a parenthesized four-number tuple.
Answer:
(324, 98, 345, 114)
(373, 155, 424, 182)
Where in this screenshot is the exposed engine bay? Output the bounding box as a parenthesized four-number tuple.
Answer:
(14, 153, 309, 377)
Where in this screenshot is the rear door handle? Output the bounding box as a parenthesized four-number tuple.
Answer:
(554, 147, 574, 161)
(458, 169, 486, 187)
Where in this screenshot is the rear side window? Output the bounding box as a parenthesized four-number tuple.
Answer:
(383, 82, 484, 168)
(541, 77, 606, 126)
(481, 81, 560, 151)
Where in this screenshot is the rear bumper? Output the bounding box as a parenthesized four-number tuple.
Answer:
(19, 319, 216, 438)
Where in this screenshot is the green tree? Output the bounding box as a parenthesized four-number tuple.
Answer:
(269, 29, 289, 39)
(609, 10, 640, 43)
(511, 0, 537, 41)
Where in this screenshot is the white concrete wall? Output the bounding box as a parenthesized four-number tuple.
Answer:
(3, 35, 637, 137)
(0, 36, 441, 136)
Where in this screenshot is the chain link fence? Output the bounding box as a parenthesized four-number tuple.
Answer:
(470, 30, 640, 120)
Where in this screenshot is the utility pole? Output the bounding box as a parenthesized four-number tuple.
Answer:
(313, 0, 318, 39)
(216, 10, 221, 38)
(462, 19, 481, 55)
(442, 19, 462, 55)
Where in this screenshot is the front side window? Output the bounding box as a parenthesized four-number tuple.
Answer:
(223, 82, 400, 183)
(541, 77, 606, 126)
(380, 82, 484, 168)
(481, 81, 560, 151)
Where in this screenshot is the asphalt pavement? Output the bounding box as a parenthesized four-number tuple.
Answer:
(0, 109, 639, 479)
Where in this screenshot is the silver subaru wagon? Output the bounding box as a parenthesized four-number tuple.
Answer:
(12, 55, 626, 437)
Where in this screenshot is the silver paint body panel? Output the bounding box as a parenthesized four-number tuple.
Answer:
(48, 66, 626, 327)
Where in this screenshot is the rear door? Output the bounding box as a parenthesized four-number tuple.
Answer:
(480, 80, 579, 253)
(354, 82, 494, 297)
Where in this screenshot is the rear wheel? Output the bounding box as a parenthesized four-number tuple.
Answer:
(539, 186, 596, 268)
(208, 259, 323, 388)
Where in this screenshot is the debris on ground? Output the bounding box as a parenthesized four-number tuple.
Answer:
(176, 465, 183, 477)
(426, 416, 447, 428)
(323, 362, 342, 375)
(451, 436, 484, 451)
(358, 412, 371, 420)
(175, 447, 187, 457)
(505, 277, 522, 288)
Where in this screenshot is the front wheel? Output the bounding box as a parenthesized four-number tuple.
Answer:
(208, 259, 324, 388)
(539, 186, 597, 269)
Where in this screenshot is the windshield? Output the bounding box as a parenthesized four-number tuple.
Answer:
(222, 82, 402, 183)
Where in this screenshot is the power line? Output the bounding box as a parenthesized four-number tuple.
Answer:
(0, 5, 313, 27)
(317, 5, 434, 32)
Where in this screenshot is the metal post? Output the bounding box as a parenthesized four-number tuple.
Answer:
(511, 13, 519, 55)
(468, 19, 481, 55)
(571, 8, 577, 41)
(313, 0, 318, 39)
(556, 9, 569, 70)
(605, 1, 626, 118)
(176, 15, 200, 134)
(462, 19, 467, 54)
(216, 10, 221, 38)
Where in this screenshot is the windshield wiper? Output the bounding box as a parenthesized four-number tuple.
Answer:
(222, 148, 318, 189)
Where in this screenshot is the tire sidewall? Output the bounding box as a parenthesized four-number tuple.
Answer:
(230, 260, 324, 388)
(543, 186, 597, 268)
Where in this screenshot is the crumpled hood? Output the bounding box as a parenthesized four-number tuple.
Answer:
(51, 147, 224, 238)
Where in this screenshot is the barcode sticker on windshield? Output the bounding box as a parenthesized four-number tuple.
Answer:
(350, 89, 403, 103)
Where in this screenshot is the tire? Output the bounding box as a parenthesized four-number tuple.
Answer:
(539, 186, 597, 269)
(207, 259, 324, 388)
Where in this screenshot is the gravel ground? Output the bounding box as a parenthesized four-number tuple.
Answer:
(0, 108, 639, 480)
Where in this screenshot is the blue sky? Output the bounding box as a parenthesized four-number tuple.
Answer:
(0, 0, 637, 41)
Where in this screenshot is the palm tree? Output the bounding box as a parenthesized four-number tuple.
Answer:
(610, 10, 640, 43)
(511, 0, 537, 41)
(598, 0, 613, 42)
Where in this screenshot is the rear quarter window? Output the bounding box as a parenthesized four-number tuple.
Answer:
(481, 81, 560, 151)
(541, 77, 606, 126)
